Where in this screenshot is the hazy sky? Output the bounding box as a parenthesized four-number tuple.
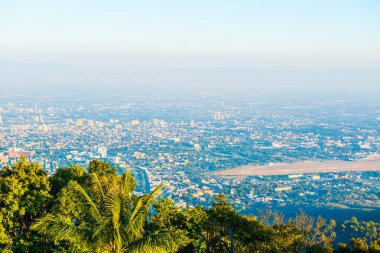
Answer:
(0, 0, 379, 95)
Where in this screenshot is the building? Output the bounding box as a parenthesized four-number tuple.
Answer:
(275, 186, 292, 192)
(214, 112, 225, 120)
(133, 152, 146, 159)
(75, 119, 84, 127)
(88, 120, 94, 127)
(8, 148, 35, 158)
(131, 120, 140, 126)
(194, 143, 201, 151)
(0, 152, 8, 163)
(98, 146, 107, 158)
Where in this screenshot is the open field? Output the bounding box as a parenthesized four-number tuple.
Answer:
(213, 159, 380, 176)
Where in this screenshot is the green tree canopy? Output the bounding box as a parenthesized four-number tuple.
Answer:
(49, 164, 88, 196)
(89, 160, 117, 177)
(32, 170, 175, 253)
(0, 157, 52, 251)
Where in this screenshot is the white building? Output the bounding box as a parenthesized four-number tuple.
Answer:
(98, 146, 107, 158)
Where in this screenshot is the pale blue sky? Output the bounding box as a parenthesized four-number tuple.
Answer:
(0, 0, 379, 94)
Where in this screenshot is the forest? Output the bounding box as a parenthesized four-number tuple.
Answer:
(0, 158, 379, 253)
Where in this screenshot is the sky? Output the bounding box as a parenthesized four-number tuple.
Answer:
(0, 0, 379, 95)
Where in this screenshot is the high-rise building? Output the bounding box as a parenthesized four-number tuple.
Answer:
(38, 108, 44, 123)
(76, 119, 84, 127)
(88, 120, 94, 127)
(98, 146, 107, 158)
(214, 112, 225, 120)
(0, 116, 3, 125)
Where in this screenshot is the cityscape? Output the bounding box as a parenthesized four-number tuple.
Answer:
(1, 1, 380, 251)
(1, 93, 379, 221)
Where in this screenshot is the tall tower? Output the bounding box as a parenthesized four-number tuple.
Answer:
(98, 146, 107, 158)
(37, 107, 44, 123)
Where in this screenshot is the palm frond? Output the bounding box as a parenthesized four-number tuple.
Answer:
(127, 232, 175, 253)
(121, 171, 135, 197)
(31, 214, 92, 251)
(91, 172, 106, 202)
(1, 241, 13, 253)
(32, 172, 167, 253)
(105, 185, 123, 252)
(126, 184, 164, 239)
(68, 180, 101, 221)
(130, 184, 164, 222)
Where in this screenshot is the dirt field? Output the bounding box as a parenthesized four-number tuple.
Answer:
(213, 159, 380, 176)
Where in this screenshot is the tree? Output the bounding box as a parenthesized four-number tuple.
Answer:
(232, 215, 273, 253)
(150, 198, 205, 252)
(289, 212, 336, 251)
(335, 243, 350, 253)
(337, 217, 379, 245)
(0, 157, 52, 252)
(89, 160, 116, 177)
(181, 206, 210, 252)
(32, 171, 175, 253)
(305, 243, 333, 253)
(369, 238, 380, 253)
(350, 237, 369, 253)
(1, 159, 379, 253)
(269, 224, 303, 253)
(197, 194, 240, 253)
(49, 164, 88, 196)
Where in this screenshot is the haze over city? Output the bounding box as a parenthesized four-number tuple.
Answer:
(0, 0, 379, 95)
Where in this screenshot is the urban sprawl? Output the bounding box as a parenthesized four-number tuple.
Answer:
(0, 93, 379, 217)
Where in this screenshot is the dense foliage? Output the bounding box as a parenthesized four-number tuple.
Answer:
(0, 159, 379, 253)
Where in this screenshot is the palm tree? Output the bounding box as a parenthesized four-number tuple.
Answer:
(32, 171, 175, 253)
